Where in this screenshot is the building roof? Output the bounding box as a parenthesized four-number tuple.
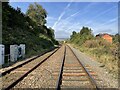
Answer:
(96, 33, 112, 37)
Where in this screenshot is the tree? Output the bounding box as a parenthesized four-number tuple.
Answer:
(70, 31, 76, 39)
(47, 27, 55, 39)
(2, 2, 58, 57)
(113, 33, 120, 43)
(80, 27, 94, 40)
(26, 3, 47, 26)
(80, 27, 92, 36)
(72, 31, 76, 35)
(70, 26, 94, 45)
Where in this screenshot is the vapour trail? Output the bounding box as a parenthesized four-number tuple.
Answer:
(66, 23, 80, 31)
(85, 6, 117, 25)
(52, 0, 73, 29)
(58, 3, 98, 32)
(64, 2, 97, 21)
(53, 2, 96, 30)
(94, 17, 118, 29)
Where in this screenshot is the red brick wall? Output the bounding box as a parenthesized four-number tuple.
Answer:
(102, 35, 112, 43)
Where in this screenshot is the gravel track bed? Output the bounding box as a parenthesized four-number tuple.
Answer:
(14, 46, 65, 88)
(69, 44, 118, 88)
(62, 80, 91, 87)
(1, 49, 57, 88)
(0, 56, 37, 73)
(61, 46, 94, 88)
(2, 44, 117, 89)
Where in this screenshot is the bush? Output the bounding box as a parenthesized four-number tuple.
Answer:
(83, 40, 98, 48)
(98, 39, 111, 47)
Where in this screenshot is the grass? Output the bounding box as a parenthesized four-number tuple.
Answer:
(71, 43, 118, 79)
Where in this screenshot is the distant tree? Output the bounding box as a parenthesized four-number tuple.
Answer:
(79, 27, 94, 40)
(72, 31, 77, 36)
(80, 27, 92, 36)
(26, 2, 47, 26)
(70, 31, 76, 39)
(113, 33, 120, 43)
(17, 7, 21, 13)
(70, 26, 94, 45)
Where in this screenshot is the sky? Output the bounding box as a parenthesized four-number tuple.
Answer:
(9, 1, 118, 38)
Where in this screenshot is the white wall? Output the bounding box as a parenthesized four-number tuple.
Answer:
(0, 45, 4, 65)
(10, 45, 18, 62)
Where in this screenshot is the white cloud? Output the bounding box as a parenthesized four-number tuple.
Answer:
(55, 30, 70, 38)
(47, 2, 118, 38)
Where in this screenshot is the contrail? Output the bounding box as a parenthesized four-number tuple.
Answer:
(93, 17, 118, 34)
(66, 23, 80, 31)
(65, 1, 72, 9)
(65, 11, 81, 21)
(53, 2, 97, 33)
(100, 17, 117, 26)
(63, 3, 97, 31)
(94, 17, 118, 29)
(54, 3, 97, 33)
(85, 6, 117, 25)
(52, 0, 73, 29)
(52, 11, 65, 29)
(64, 2, 97, 21)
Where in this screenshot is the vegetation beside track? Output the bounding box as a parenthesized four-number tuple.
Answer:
(2, 2, 59, 61)
(68, 26, 119, 78)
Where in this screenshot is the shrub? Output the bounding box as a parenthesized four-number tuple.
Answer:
(98, 38, 111, 47)
(83, 40, 98, 48)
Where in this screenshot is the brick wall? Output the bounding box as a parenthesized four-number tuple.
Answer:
(102, 34, 112, 43)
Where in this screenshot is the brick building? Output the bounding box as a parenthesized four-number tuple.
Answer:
(96, 33, 112, 43)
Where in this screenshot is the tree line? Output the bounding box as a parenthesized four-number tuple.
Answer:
(70, 26, 119, 46)
(2, 2, 58, 57)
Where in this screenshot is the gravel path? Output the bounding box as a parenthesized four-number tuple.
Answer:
(69, 44, 118, 89)
(14, 45, 65, 89)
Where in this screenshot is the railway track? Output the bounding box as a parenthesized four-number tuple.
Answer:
(1, 47, 58, 76)
(56, 45, 101, 90)
(1, 46, 61, 90)
(1, 44, 105, 89)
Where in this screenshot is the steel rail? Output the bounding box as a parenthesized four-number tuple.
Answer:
(1, 47, 59, 77)
(56, 46, 66, 90)
(4, 46, 61, 90)
(67, 45, 99, 90)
